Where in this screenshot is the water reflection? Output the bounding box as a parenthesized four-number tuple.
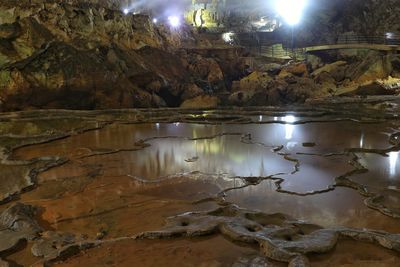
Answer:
(13, 119, 400, 233)
(359, 133, 364, 148)
(132, 135, 293, 179)
(284, 115, 296, 140)
(389, 151, 399, 177)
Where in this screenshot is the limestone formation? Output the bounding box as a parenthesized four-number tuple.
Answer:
(136, 204, 400, 266)
(0, 108, 400, 265)
(31, 231, 82, 257)
(0, 203, 42, 253)
(0, 158, 65, 203)
(22, 202, 400, 266)
(180, 95, 220, 109)
(0, 1, 239, 110)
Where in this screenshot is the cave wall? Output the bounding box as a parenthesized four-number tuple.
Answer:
(280, 0, 400, 47)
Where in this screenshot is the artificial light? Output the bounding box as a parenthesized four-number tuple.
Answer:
(168, 16, 181, 27)
(275, 0, 308, 25)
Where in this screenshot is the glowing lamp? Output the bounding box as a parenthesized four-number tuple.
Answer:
(222, 32, 235, 43)
(123, 8, 129, 15)
(168, 16, 181, 27)
(153, 18, 158, 24)
(275, 0, 307, 25)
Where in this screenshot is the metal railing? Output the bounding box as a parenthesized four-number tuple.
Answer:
(236, 33, 400, 59)
(336, 34, 400, 46)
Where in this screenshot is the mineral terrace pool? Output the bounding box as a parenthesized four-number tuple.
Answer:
(0, 108, 399, 266)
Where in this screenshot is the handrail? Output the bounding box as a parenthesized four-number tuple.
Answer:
(336, 34, 400, 46)
(236, 33, 400, 59)
(237, 32, 400, 47)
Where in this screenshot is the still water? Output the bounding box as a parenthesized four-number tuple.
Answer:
(13, 118, 400, 233)
(0, 111, 398, 266)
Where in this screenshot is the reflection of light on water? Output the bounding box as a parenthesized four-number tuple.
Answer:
(389, 151, 399, 177)
(359, 133, 364, 148)
(284, 115, 296, 140)
(286, 141, 298, 150)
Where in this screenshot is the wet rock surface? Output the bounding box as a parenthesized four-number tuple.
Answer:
(0, 203, 42, 253)
(31, 231, 82, 258)
(0, 107, 399, 266)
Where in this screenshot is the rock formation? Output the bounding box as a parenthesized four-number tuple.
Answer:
(0, 0, 400, 110)
(0, 0, 241, 110)
(0, 203, 42, 254)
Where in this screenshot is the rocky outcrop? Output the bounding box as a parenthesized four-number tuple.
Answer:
(229, 72, 317, 106)
(31, 231, 83, 257)
(238, 71, 272, 92)
(136, 204, 400, 266)
(180, 95, 220, 109)
(0, 157, 66, 203)
(0, 1, 241, 111)
(0, 2, 163, 110)
(229, 48, 400, 106)
(187, 54, 226, 92)
(0, 203, 42, 253)
(279, 62, 308, 78)
(1, 0, 399, 110)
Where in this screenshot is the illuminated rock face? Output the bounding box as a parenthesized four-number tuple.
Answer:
(0, 0, 399, 111)
(0, 0, 243, 111)
(186, 0, 226, 28)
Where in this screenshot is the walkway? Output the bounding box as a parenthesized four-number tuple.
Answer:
(305, 44, 400, 52)
(236, 33, 400, 59)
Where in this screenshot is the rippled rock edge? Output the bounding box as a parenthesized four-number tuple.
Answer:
(16, 203, 399, 267)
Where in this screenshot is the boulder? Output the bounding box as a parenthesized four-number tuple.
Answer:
(307, 54, 323, 71)
(188, 55, 225, 91)
(228, 90, 257, 106)
(281, 62, 309, 77)
(229, 75, 318, 106)
(181, 83, 204, 101)
(238, 71, 271, 92)
(343, 81, 397, 96)
(258, 63, 282, 75)
(312, 61, 347, 78)
(346, 51, 392, 83)
(180, 95, 219, 109)
(314, 72, 338, 96)
(378, 76, 400, 90)
(267, 76, 317, 105)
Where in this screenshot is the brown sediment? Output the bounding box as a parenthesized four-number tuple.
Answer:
(53, 237, 263, 267)
(26, 204, 400, 267)
(310, 239, 400, 267)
